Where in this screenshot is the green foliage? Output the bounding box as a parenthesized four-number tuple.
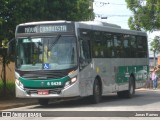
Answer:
(150, 36, 160, 67)
(150, 36, 160, 53)
(0, 0, 93, 62)
(125, 0, 160, 31)
(0, 0, 93, 96)
(1, 39, 8, 48)
(0, 0, 93, 41)
(0, 80, 15, 98)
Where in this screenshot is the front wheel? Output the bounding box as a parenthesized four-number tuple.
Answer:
(90, 79, 102, 104)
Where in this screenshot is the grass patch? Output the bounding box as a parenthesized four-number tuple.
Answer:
(0, 80, 15, 99)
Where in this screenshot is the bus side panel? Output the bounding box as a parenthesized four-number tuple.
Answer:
(92, 58, 117, 95)
(123, 58, 149, 89)
(78, 62, 96, 97)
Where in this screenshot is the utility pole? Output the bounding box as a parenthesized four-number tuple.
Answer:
(153, 49, 156, 67)
(89, 0, 94, 20)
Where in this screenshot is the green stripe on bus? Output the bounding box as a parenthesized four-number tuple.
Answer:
(19, 76, 70, 88)
(116, 65, 149, 84)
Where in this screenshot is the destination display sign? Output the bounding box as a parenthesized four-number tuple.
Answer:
(17, 23, 74, 33)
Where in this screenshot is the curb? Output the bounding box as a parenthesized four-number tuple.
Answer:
(0, 102, 37, 111)
(136, 88, 160, 91)
(0, 99, 38, 110)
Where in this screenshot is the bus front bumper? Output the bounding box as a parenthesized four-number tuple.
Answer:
(15, 81, 80, 98)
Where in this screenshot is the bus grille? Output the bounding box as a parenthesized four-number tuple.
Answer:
(22, 72, 66, 79)
(25, 88, 63, 95)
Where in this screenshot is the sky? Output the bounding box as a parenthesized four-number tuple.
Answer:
(93, 0, 159, 57)
(93, 0, 131, 29)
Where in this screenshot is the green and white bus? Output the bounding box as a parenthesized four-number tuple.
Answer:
(9, 21, 149, 105)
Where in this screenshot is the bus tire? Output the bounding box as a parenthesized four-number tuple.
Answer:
(117, 76, 135, 98)
(90, 78, 102, 104)
(117, 91, 125, 98)
(38, 98, 49, 106)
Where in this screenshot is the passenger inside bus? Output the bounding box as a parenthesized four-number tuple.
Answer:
(40, 44, 51, 63)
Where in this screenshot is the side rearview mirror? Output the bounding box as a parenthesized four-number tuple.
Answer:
(7, 39, 15, 55)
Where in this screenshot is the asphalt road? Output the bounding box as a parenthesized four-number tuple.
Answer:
(1, 89, 160, 120)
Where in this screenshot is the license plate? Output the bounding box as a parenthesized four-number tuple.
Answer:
(38, 90, 49, 95)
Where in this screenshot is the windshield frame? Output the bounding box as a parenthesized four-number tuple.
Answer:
(15, 35, 78, 71)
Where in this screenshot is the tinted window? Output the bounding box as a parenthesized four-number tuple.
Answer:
(92, 31, 104, 58)
(79, 29, 148, 59)
(103, 32, 114, 57)
(137, 36, 148, 58)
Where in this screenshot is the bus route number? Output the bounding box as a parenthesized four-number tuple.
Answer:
(47, 82, 62, 86)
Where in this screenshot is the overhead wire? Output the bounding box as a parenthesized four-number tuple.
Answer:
(94, 1, 157, 7)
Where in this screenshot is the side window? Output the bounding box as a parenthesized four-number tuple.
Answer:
(113, 35, 117, 57)
(79, 29, 91, 68)
(80, 40, 91, 60)
(130, 35, 137, 58)
(143, 36, 148, 57)
(113, 34, 123, 58)
(137, 36, 147, 58)
(123, 34, 130, 58)
(92, 31, 104, 58)
(103, 32, 114, 58)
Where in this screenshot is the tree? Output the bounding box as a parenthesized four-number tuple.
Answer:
(150, 36, 160, 67)
(0, 0, 93, 97)
(0, 0, 93, 42)
(125, 0, 160, 31)
(0, 39, 8, 97)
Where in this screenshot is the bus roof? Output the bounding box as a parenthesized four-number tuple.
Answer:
(17, 20, 73, 26)
(18, 20, 121, 28)
(75, 21, 147, 36)
(78, 21, 121, 28)
(16, 20, 147, 36)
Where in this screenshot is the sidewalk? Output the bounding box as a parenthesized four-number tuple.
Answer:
(0, 98, 37, 110)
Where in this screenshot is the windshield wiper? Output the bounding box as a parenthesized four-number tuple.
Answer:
(48, 34, 61, 51)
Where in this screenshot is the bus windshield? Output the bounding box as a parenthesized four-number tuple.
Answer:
(16, 36, 77, 71)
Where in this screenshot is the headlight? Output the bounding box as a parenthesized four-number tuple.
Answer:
(71, 77, 77, 83)
(64, 77, 77, 88)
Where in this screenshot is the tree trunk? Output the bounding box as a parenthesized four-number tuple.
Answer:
(2, 54, 6, 97)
